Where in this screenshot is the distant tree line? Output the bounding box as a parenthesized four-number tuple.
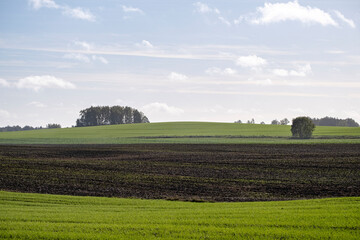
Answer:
(311, 117, 359, 127)
(234, 118, 289, 125)
(76, 106, 150, 127)
(46, 123, 61, 129)
(235, 116, 359, 127)
(0, 123, 61, 132)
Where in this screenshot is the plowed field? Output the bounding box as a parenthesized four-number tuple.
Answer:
(0, 144, 359, 202)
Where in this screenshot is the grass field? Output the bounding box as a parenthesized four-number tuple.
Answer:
(0, 122, 360, 144)
(0, 191, 359, 240)
(1, 122, 359, 239)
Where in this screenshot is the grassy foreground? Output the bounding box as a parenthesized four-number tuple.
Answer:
(0, 122, 359, 144)
(0, 191, 359, 240)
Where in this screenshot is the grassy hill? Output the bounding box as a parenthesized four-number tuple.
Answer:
(0, 122, 359, 144)
(1, 191, 358, 240)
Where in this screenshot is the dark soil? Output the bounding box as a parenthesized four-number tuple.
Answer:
(0, 144, 359, 202)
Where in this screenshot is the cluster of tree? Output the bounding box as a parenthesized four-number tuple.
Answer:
(46, 123, 61, 129)
(311, 117, 359, 127)
(247, 118, 255, 124)
(271, 118, 290, 125)
(76, 106, 150, 127)
(0, 123, 61, 132)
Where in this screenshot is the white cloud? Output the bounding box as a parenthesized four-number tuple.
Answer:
(168, 72, 188, 82)
(29, 0, 59, 9)
(218, 16, 231, 26)
(16, 75, 76, 91)
(289, 64, 312, 77)
(205, 67, 236, 76)
(234, 16, 245, 25)
(223, 68, 237, 75)
(0, 78, 11, 87)
(136, 40, 154, 49)
(64, 52, 108, 64)
(63, 53, 90, 63)
(194, 2, 213, 14)
(334, 10, 356, 28)
(92, 55, 109, 64)
(142, 102, 184, 116)
(122, 6, 144, 14)
(272, 69, 289, 77)
(272, 64, 312, 77)
(63, 7, 95, 21)
(28, 0, 95, 21)
(28, 101, 47, 108)
(251, 1, 338, 27)
(236, 55, 267, 68)
(194, 2, 231, 26)
(74, 41, 92, 51)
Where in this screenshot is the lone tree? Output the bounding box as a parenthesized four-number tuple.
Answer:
(291, 117, 315, 139)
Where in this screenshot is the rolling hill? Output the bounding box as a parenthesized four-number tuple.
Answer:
(0, 122, 359, 144)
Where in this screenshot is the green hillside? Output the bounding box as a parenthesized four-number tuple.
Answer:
(1, 191, 358, 240)
(0, 122, 359, 144)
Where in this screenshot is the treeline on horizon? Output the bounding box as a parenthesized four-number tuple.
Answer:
(237, 116, 359, 127)
(1, 113, 359, 133)
(311, 117, 359, 127)
(0, 123, 61, 132)
(75, 106, 150, 127)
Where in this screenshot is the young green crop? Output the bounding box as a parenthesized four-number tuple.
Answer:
(0, 191, 359, 239)
(0, 122, 359, 144)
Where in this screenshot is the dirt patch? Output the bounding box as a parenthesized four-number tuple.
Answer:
(0, 144, 359, 202)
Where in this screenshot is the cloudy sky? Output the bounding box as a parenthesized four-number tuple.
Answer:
(0, 0, 359, 127)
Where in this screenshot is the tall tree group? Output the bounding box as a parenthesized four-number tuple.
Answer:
(75, 106, 149, 127)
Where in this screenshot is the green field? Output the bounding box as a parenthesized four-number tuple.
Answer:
(0, 191, 359, 240)
(0, 122, 359, 144)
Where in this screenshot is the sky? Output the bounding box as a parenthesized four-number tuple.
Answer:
(0, 0, 359, 127)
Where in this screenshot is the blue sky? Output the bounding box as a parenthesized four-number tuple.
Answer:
(0, 0, 359, 127)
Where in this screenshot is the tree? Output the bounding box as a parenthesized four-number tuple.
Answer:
(280, 118, 289, 125)
(291, 117, 315, 139)
(234, 120, 242, 123)
(247, 118, 255, 124)
(271, 119, 280, 125)
(23, 125, 34, 131)
(133, 109, 142, 123)
(47, 123, 61, 129)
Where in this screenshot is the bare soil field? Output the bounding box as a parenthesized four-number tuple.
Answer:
(0, 144, 359, 202)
